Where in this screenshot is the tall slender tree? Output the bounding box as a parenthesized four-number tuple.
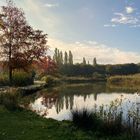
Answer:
(53, 48, 58, 64)
(93, 57, 97, 67)
(82, 57, 86, 65)
(60, 51, 63, 65)
(69, 50, 73, 65)
(53, 48, 64, 65)
(64, 51, 68, 64)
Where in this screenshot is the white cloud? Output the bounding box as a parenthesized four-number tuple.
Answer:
(48, 38, 140, 64)
(44, 3, 59, 8)
(106, 6, 140, 27)
(111, 13, 139, 25)
(126, 6, 134, 14)
(104, 24, 118, 27)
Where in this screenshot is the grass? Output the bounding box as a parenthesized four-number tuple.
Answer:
(0, 105, 136, 140)
(61, 76, 106, 83)
(107, 74, 140, 88)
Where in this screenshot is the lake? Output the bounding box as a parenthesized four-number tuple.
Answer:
(27, 83, 140, 121)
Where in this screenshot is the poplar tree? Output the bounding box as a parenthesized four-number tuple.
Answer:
(60, 51, 63, 65)
(69, 51, 73, 65)
(64, 51, 68, 64)
(93, 57, 97, 66)
(83, 57, 86, 65)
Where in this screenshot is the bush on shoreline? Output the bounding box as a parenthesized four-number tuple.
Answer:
(0, 71, 34, 87)
(0, 91, 20, 111)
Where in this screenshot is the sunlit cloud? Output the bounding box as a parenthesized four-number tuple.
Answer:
(111, 13, 139, 24)
(48, 38, 140, 64)
(44, 3, 59, 8)
(125, 6, 134, 14)
(104, 24, 118, 27)
(106, 5, 140, 28)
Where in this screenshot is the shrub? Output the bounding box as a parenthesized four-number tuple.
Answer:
(41, 75, 60, 86)
(0, 74, 9, 86)
(0, 71, 34, 87)
(12, 71, 34, 86)
(41, 75, 53, 85)
(92, 72, 106, 79)
(0, 91, 20, 111)
(71, 108, 101, 130)
(101, 112, 124, 136)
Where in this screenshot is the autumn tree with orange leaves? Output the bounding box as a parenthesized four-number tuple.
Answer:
(0, 0, 48, 83)
(35, 56, 57, 76)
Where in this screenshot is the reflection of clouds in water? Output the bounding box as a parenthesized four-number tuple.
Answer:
(29, 97, 48, 117)
(29, 92, 140, 121)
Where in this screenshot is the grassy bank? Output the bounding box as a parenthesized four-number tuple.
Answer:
(107, 74, 140, 90)
(0, 105, 135, 140)
(61, 76, 106, 83)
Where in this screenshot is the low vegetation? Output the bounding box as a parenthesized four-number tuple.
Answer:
(108, 74, 140, 87)
(41, 75, 60, 86)
(71, 108, 101, 130)
(0, 91, 139, 139)
(0, 71, 34, 87)
(0, 105, 137, 140)
(71, 97, 140, 138)
(0, 90, 20, 111)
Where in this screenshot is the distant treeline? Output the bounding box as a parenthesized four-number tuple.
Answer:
(53, 48, 140, 77)
(59, 63, 140, 77)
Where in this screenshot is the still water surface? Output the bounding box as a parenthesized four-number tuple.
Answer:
(27, 83, 140, 121)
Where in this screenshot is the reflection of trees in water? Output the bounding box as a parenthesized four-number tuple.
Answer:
(39, 83, 105, 114)
(42, 94, 58, 109)
(35, 82, 137, 116)
(30, 83, 140, 121)
(42, 95, 74, 114)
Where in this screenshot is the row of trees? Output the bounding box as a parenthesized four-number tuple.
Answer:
(53, 48, 73, 65)
(59, 63, 140, 77)
(53, 48, 98, 66)
(82, 57, 97, 66)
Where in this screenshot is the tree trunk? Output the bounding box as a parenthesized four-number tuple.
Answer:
(9, 66, 12, 84)
(9, 43, 12, 84)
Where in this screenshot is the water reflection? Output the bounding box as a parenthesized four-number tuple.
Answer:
(28, 83, 140, 121)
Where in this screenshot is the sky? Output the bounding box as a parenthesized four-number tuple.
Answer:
(0, 0, 140, 64)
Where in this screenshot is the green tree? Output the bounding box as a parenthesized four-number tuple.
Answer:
(64, 51, 68, 65)
(60, 51, 63, 65)
(53, 48, 63, 65)
(69, 51, 73, 65)
(93, 57, 97, 67)
(53, 48, 58, 64)
(83, 57, 86, 65)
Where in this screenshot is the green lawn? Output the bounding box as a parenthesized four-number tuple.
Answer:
(0, 106, 134, 140)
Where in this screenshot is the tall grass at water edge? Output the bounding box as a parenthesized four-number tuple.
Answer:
(71, 95, 140, 137)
